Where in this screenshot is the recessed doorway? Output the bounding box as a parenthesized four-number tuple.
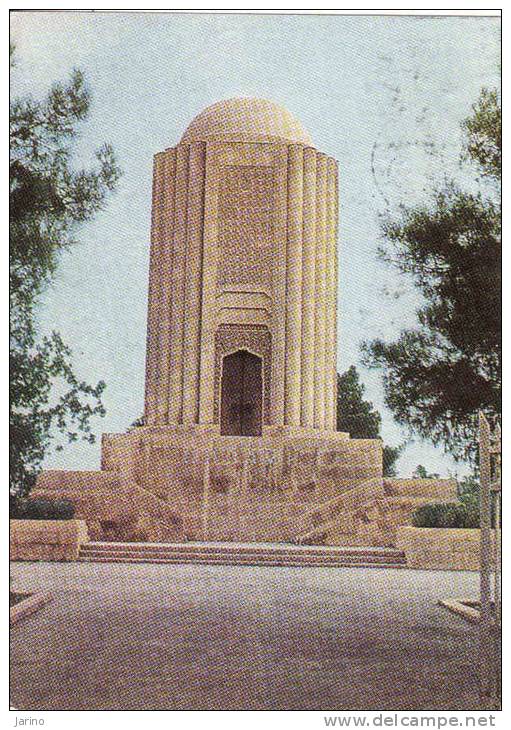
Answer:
(220, 350, 263, 436)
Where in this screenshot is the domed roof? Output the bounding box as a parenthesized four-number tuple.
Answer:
(181, 98, 313, 145)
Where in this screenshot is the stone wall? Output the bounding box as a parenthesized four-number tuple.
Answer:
(33, 470, 186, 543)
(396, 526, 486, 571)
(10, 519, 88, 561)
(34, 429, 461, 547)
(295, 477, 458, 548)
(384, 478, 458, 500)
(102, 427, 382, 501)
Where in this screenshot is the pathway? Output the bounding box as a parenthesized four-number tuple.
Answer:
(10, 561, 482, 710)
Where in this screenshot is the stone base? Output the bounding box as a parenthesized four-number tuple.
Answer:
(35, 425, 382, 543)
(396, 527, 492, 571)
(10, 519, 88, 561)
(34, 425, 458, 547)
(104, 425, 383, 542)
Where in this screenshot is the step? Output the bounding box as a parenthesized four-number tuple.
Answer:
(78, 541, 406, 568)
(78, 555, 406, 569)
(79, 540, 404, 559)
(80, 550, 405, 565)
(79, 549, 405, 565)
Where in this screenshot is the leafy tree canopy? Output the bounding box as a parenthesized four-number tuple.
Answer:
(462, 88, 501, 180)
(10, 48, 121, 495)
(363, 88, 501, 462)
(336, 366, 403, 477)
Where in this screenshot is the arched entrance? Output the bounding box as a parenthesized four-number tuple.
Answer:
(220, 350, 263, 436)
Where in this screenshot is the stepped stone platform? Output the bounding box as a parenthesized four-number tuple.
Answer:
(34, 426, 458, 547)
(78, 540, 407, 569)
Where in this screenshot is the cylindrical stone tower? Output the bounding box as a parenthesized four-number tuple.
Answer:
(144, 98, 339, 435)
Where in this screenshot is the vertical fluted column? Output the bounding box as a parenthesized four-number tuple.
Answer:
(285, 145, 304, 426)
(182, 142, 206, 424)
(157, 149, 178, 424)
(313, 154, 327, 429)
(300, 148, 317, 427)
(324, 157, 338, 430)
(167, 143, 189, 423)
(144, 151, 166, 425)
(271, 146, 288, 427)
(198, 145, 218, 424)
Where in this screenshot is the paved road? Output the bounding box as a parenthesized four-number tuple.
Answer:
(10, 561, 483, 710)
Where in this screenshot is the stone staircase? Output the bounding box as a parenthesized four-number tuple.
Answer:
(33, 470, 189, 543)
(295, 477, 458, 547)
(35, 467, 457, 549)
(78, 540, 407, 569)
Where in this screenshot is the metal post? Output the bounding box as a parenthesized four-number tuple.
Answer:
(202, 453, 210, 542)
(478, 412, 501, 705)
(479, 412, 492, 699)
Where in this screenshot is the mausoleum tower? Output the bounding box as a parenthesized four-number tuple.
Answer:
(144, 98, 339, 435)
(33, 97, 454, 547)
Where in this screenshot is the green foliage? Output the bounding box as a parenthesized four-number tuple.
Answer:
(412, 464, 440, 479)
(10, 50, 121, 496)
(337, 366, 403, 476)
(457, 472, 480, 509)
(128, 415, 145, 430)
(412, 502, 479, 529)
(337, 366, 380, 438)
(382, 444, 402, 478)
(462, 88, 501, 180)
(363, 88, 501, 461)
(10, 496, 75, 521)
(412, 472, 485, 528)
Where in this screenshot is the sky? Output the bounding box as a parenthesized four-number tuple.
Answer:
(10, 11, 500, 478)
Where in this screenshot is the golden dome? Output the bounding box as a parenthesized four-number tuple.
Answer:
(181, 98, 313, 145)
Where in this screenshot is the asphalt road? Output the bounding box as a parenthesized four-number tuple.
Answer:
(10, 561, 483, 710)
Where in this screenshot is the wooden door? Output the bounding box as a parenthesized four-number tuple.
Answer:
(220, 350, 263, 436)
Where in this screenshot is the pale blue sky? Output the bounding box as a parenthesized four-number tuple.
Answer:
(10, 12, 500, 477)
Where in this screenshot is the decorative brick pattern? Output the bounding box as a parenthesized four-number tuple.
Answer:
(217, 165, 275, 287)
(10, 519, 88, 561)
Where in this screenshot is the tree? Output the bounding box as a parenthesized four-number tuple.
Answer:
(457, 472, 480, 509)
(10, 49, 121, 496)
(363, 88, 501, 462)
(412, 465, 440, 480)
(462, 88, 501, 180)
(336, 366, 402, 477)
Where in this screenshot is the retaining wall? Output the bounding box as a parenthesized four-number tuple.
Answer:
(10, 519, 88, 561)
(396, 526, 485, 571)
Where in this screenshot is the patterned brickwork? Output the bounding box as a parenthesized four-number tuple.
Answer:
(217, 165, 275, 288)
